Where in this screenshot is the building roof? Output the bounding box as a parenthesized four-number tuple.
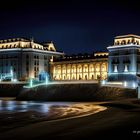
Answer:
(0, 38, 57, 52)
(53, 52, 108, 62)
(115, 34, 140, 39)
(0, 38, 29, 43)
(94, 52, 108, 57)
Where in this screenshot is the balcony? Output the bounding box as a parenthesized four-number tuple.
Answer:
(112, 61, 119, 64)
(123, 60, 130, 64)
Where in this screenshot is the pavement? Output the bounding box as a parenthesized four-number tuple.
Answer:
(0, 98, 140, 139)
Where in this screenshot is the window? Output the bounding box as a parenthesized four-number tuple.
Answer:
(124, 64, 128, 72)
(44, 56, 47, 60)
(26, 61, 29, 65)
(44, 62, 48, 66)
(114, 65, 118, 72)
(121, 40, 126, 45)
(136, 41, 139, 45)
(26, 67, 29, 72)
(132, 38, 135, 44)
(26, 54, 29, 58)
(115, 41, 119, 45)
(34, 72, 37, 77)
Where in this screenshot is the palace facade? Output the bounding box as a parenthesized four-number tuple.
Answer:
(50, 52, 108, 80)
(107, 34, 140, 83)
(1, 34, 140, 83)
(0, 38, 63, 81)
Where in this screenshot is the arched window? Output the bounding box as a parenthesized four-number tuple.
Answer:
(132, 38, 135, 44)
(95, 64, 100, 72)
(115, 41, 120, 45)
(127, 40, 131, 44)
(101, 63, 107, 71)
(121, 40, 126, 45)
(89, 65, 94, 72)
(136, 41, 139, 45)
(62, 67, 66, 74)
(67, 65, 71, 73)
(77, 66, 82, 73)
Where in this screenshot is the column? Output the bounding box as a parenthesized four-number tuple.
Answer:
(82, 64, 84, 80)
(70, 64, 72, 80)
(61, 65, 62, 80)
(124, 64, 128, 72)
(76, 64, 77, 80)
(131, 49, 136, 72)
(138, 86, 140, 99)
(100, 63, 102, 80)
(66, 64, 67, 80)
(88, 64, 90, 80)
(94, 63, 96, 80)
(114, 64, 118, 72)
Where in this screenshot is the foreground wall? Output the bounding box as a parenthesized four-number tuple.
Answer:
(0, 84, 24, 97)
(17, 84, 137, 101)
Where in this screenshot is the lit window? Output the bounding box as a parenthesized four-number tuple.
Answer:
(124, 64, 128, 72)
(114, 65, 118, 72)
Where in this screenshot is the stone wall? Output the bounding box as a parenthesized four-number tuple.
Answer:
(17, 84, 137, 101)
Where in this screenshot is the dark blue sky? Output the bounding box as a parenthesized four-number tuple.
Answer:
(0, 0, 140, 54)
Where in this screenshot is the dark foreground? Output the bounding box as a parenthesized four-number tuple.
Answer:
(0, 98, 140, 139)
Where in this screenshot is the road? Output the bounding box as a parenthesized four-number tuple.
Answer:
(0, 99, 140, 139)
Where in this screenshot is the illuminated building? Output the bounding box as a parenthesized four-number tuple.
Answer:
(50, 52, 108, 80)
(0, 38, 63, 81)
(1, 34, 139, 83)
(107, 34, 140, 82)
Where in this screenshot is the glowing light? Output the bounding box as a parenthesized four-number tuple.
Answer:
(29, 78, 33, 87)
(10, 67, 14, 82)
(109, 72, 136, 74)
(101, 80, 106, 85)
(12, 79, 17, 82)
(24, 73, 50, 89)
(107, 44, 140, 49)
(124, 64, 128, 72)
(6, 101, 16, 111)
(40, 104, 49, 113)
(114, 65, 118, 72)
(45, 76, 49, 85)
(124, 81, 127, 87)
(132, 82, 137, 89)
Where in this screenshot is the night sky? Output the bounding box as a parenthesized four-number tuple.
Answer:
(0, 0, 140, 54)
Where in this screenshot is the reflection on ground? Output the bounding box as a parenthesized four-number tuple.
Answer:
(0, 98, 106, 132)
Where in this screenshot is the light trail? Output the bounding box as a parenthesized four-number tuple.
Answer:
(23, 80, 98, 89)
